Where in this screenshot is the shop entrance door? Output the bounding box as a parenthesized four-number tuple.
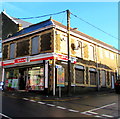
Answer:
(19, 68, 27, 90)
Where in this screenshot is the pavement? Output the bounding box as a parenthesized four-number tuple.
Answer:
(1, 88, 116, 102)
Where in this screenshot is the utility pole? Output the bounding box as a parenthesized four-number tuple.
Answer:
(67, 9, 71, 96)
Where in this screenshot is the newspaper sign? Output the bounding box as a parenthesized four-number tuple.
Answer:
(57, 65, 65, 87)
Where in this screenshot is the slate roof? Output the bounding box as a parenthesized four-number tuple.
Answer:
(12, 17, 32, 28)
(1, 11, 32, 28)
(13, 19, 54, 37)
(3, 18, 117, 52)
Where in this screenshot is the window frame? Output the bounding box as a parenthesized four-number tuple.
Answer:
(31, 35, 40, 55)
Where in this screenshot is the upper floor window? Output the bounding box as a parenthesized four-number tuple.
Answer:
(60, 34, 67, 54)
(3, 45, 8, 60)
(41, 33, 51, 51)
(75, 41, 82, 58)
(31, 36, 39, 55)
(105, 50, 109, 58)
(89, 45, 94, 61)
(110, 52, 114, 60)
(10, 43, 15, 59)
(16, 39, 29, 57)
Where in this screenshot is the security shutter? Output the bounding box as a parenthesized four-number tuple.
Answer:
(90, 72, 96, 85)
(101, 70, 106, 87)
(75, 68, 84, 84)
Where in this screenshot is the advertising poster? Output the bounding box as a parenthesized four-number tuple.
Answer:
(11, 79, 19, 89)
(28, 67, 44, 91)
(57, 66, 65, 87)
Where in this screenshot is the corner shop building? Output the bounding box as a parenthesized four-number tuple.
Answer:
(2, 18, 119, 95)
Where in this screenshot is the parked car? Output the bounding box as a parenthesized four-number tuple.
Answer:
(115, 80, 120, 93)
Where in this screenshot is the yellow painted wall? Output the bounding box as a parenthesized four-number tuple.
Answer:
(55, 29, 118, 72)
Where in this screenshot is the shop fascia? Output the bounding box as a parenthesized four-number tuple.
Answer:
(2, 53, 77, 67)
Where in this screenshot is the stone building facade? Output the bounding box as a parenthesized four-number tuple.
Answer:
(2, 18, 119, 95)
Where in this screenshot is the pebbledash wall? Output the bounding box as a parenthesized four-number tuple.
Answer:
(2, 18, 119, 95)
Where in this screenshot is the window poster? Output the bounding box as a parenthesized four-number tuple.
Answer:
(27, 67, 44, 91)
(11, 79, 19, 89)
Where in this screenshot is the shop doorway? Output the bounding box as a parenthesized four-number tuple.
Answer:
(19, 68, 27, 90)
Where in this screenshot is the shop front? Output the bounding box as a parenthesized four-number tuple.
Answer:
(2, 53, 53, 91)
(4, 64, 45, 91)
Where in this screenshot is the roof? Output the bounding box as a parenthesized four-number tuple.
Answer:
(1, 11, 32, 28)
(3, 18, 118, 52)
(12, 17, 32, 28)
(13, 18, 54, 37)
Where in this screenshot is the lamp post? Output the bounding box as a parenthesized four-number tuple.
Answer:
(67, 9, 71, 96)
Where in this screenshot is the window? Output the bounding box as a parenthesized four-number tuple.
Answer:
(3, 45, 8, 60)
(76, 41, 82, 58)
(89, 45, 94, 61)
(41, 33, 51, 51)
(75, 68, 84, 84)
(99, 47, 103, 59)
(75, 65, 84, 84)
(60, 34, 67, 54)
(105, 50, 109, 58)
(10, 43, 15, 59)
(110, 52, 114, 60)
(31, 36, 39, 55)
(16, 40, 29, 57)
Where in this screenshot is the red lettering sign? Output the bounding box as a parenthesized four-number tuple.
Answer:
(14, 58, 27, 64)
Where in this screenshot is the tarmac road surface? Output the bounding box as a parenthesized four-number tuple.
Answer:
(1, 91, 120, 118)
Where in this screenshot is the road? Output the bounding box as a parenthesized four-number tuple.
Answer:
(1, 91, 120, 118)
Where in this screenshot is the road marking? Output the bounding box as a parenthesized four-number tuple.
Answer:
(0, 113, 12, 119)
(81, 112, 92, 115)
(87, 111, 98, 115)
(56, 106, 66, 110)
(94, 115, 102, 118)
(83, 103, 116, 112)
(68, 109, 79, 113)
(30, 99, 36, 102)
(101, 114, 114, 118)
(23, 98, 29, 100)
(46, 104, 55, 107)
(38, 101, 46, 104)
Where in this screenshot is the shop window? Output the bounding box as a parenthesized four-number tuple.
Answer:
(41, 33, 51, 51)
(31, 36, 39, 55)
(5, 69, 19, 90)
(3, 45, 8, 60)
(10, 43, 15, 59)
(27, 66, 44, 91)
(75, 68, 84, 84)
(16, 40, 29, 57)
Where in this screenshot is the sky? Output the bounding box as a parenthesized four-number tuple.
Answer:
(0, 2, 118, 50)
